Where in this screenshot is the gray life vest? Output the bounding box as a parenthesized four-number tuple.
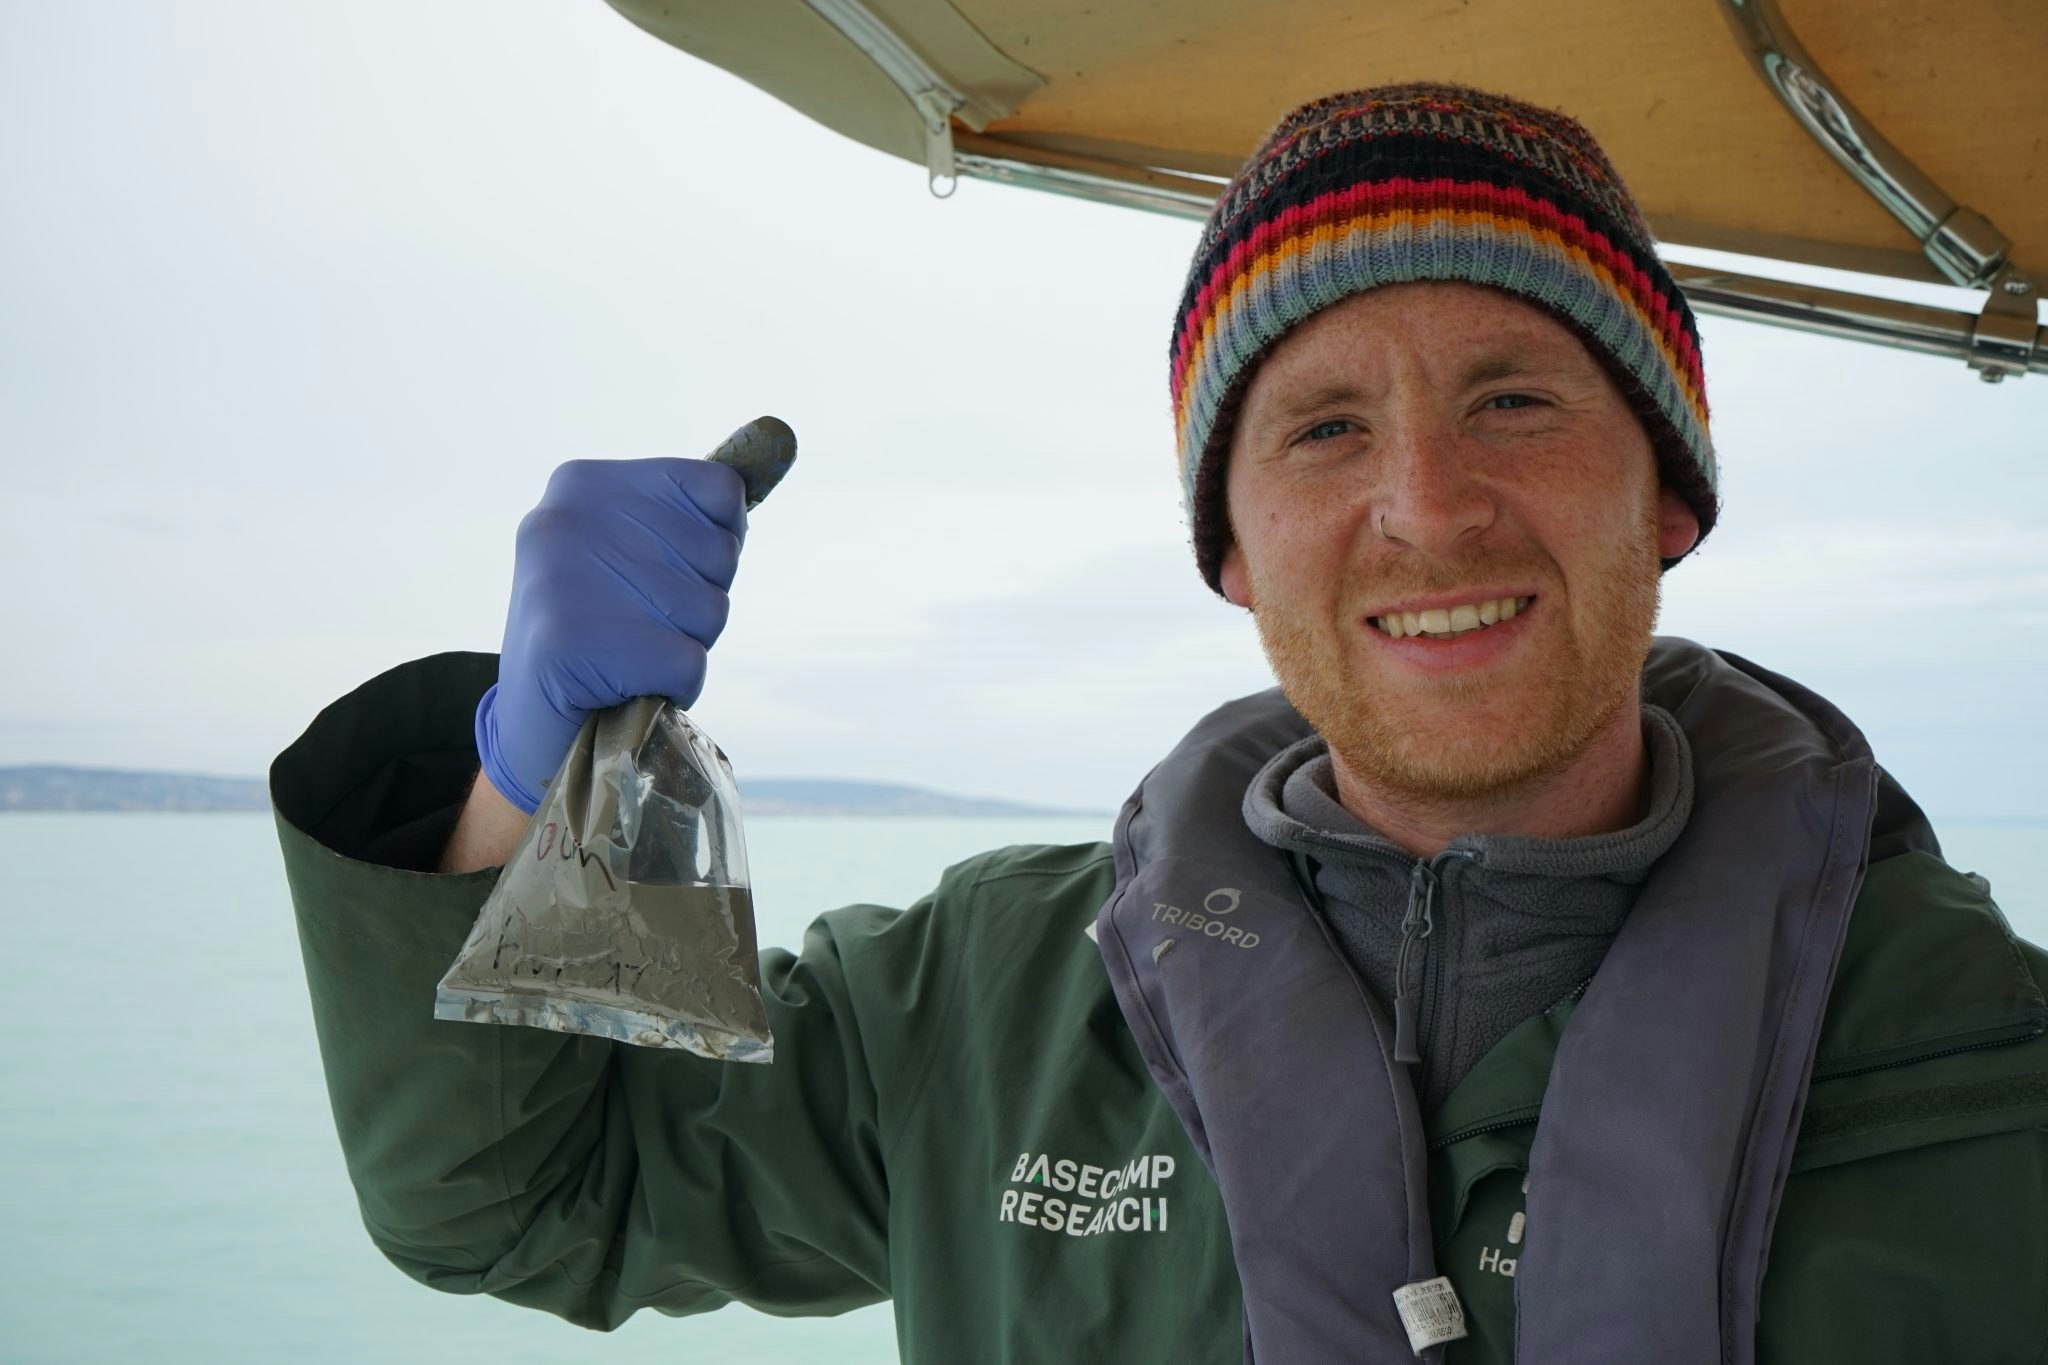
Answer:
(1095, 638, 1879, 1363)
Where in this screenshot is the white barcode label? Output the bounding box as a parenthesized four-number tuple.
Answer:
(1392, 1276, 1469, 1354)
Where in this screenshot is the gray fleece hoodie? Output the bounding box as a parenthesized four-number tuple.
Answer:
(1242, 705, 1695, 1109)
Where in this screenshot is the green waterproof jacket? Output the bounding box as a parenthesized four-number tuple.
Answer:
(278, 653, 2048, 1363)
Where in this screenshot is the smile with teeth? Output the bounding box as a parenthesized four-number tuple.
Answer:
(1372, 596, 1535, 641)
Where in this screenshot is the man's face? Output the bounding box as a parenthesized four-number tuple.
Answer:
(1218, 282, 1700, 804)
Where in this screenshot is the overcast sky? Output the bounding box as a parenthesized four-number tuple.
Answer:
(2, 2, 2043, 819)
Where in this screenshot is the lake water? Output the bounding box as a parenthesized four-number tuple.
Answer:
(4, 812, 2042, 1364)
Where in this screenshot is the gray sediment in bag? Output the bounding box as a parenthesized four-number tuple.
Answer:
(434, 417, 798, 1063)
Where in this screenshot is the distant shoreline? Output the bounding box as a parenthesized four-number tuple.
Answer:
(0, 765, 2034, 826)
(0, 766, 1104, 819)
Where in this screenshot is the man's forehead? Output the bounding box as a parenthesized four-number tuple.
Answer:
(1250, 322, 1600, 411)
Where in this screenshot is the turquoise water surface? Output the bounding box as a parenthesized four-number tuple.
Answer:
(2, 813, 2041, 1365)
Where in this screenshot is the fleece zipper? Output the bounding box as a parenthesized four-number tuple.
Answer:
(1393, 849, 1480, 1066)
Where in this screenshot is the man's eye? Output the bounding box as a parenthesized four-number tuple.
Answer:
(1303, 419, 1355, 441)
(1485, 393, 1543, 411)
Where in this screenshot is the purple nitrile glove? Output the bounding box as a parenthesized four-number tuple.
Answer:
(475, 457, 749, 814)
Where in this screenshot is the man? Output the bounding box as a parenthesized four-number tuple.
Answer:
(277, 85, 2048, 1363)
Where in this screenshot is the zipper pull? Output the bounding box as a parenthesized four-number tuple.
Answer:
(804, 1, 967, 198)
(1393, 988, 1423, 1065)
(1392, 861, 1434, 1065)
(913, 88, 960, 197)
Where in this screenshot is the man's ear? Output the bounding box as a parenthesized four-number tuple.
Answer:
(1657, 487, 1700, 561)
(1219, 542, 1254, 609)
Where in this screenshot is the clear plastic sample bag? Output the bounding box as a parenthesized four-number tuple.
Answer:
(434, 696, 773, 1061)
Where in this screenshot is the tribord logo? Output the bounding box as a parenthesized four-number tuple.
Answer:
(1149, 886, 1260, 947)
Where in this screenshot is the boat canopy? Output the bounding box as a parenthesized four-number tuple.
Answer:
(604, 0, 2046, 379)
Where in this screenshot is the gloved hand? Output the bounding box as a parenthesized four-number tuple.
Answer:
(475, 457, 749, 814)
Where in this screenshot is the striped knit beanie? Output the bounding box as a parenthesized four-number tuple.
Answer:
(1172, 83, 1718, 592)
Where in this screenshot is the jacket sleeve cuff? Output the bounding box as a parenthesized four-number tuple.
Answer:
(270, 651, 500, 872)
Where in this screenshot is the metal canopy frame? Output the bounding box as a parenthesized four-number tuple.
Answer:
(1714, 0, 2039, 380)
(813, 0, 2045, 382)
